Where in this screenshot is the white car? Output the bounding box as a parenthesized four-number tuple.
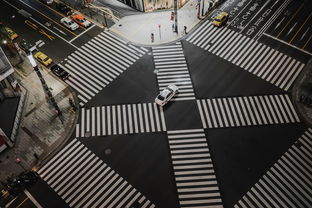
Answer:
(155, 84, 179, 106)
(60, 17, 79, 31)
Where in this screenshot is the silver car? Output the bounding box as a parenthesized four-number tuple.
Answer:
(60, 17, 79, 31)
(155, 84, 179, 106)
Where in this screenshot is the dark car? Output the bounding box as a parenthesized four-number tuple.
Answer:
(19, 39, 36, 53)
(56, 3, 72, 16)
(51, 64, 69, 80)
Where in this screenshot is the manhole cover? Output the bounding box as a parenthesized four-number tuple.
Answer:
(85, 131, 91, 138)
(104, 148, 112, 155)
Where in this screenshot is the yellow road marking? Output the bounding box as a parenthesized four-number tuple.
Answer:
(19, 0, 77, 36)
(277, 3, 304, 38)
(303, 34, 312, 49)
(16, 197, 29, 208)
(39, 29, 55, 40)
(289, 13, 312, 44)
(25, 20, 55, 40)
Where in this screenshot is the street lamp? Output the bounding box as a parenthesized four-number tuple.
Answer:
(26, 52, 64, 124)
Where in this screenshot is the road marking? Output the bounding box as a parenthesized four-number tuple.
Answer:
(303, 35, 312, 49)
(300, 27, 310, 40)
(275, 17, 285, 30)
(263, 33, 312, 56)
(69, 24, 96, 43)
(24, 190, 43, 208)
(277, 3, 304, 38)
(18, 0, 77, 36)
(287, 22, 297, 36)
(290, 13, 312, 43)
(239, 0, 271, 33)
(2, 0, 78, 49)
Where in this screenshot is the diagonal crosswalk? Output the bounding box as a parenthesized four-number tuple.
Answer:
(186, 22, 305, 91)
(152, 42, 196, 101)
(234, 128, 312, 208)
(167, 129, 223, 208)
(37, 138, 155, 208)
(76, 103, 166, 138)
(197, 94, 300, 128)
(60, 31, 147, 106)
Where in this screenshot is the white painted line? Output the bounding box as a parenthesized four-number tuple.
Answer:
(24, 190, 43, 208)
(69, 24, 95, 43)
(263, 33, 312, 56)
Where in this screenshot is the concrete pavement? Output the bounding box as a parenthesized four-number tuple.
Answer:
(110, 0, 202, 45)
(0, 52, 79, 187)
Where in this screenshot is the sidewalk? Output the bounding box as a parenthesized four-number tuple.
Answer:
(293, 58, 312, 126)
(110, 0, 202, 45)
(0, 54, 79, 185)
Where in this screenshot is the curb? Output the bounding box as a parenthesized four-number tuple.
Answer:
(292, 58, 312, 127)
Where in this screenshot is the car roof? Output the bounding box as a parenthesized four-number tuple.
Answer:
(216, 12, 228, 19)
(160, 88, 172, 97)
(72, 14, 84, 19)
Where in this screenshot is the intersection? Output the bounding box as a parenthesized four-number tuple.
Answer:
(0, 0, 311, 208)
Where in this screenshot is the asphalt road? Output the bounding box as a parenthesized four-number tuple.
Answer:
(2, 0, 312, 208)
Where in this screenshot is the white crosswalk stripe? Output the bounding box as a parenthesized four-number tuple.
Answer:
(76, 103, 166, 137)
(167, 129, 223, 208)
(187, 24, 305, 91)
(197, 94, 300, 128)
(153, 42, 196, 101)
(60, 31, 146, 106)
(37, 139, 155, 208)
(234, 128, 312, 208)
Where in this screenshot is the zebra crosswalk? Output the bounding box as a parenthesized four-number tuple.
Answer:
(60, 31, 147, 106)
(235, 128, 312, 208)
(197, 94, 300, 128)
(153, 42, 196, 101)
(167, 129, 223, 208)
(186, 22, 305, 91)
(37, 138, 155, 208)
(76, 103, 166, 138)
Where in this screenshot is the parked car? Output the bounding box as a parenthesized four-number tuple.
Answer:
(39, 0, 53, 5)
(19, 39, 36, 53)
(51, 64, 69, 80)
(155, 84, 178, 106)
(34, 51, 53, 66)
(60, 17, 79, 31)
(56, 3, 72, 16)
(71, 13, 91, 28)
(3, 27, 18, 40)
(212, 11, 228, 27)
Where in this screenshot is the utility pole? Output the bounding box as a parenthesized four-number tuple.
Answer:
(173, 0, 178, 33)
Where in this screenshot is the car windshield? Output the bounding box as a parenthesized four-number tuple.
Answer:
(43, 57, 49, 62)
(157, 95, 165, 101)
(214, 18, 221, 22)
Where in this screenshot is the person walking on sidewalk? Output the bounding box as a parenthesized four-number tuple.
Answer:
(151, 33, 154, 43)
(184, 26, 188, 35)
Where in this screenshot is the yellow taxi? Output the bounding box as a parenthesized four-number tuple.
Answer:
(4, 27, 18, 40)
(34, 51, 53, 66)
(212, 12, 229, 27)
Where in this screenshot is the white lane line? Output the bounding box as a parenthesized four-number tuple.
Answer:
(24, 190, 43, 208)
(3, 0, 79, 50)
(263, 33, 312, 56)
(69, 24, 96, 43)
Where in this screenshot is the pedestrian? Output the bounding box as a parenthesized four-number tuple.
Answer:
(184, 26, 187, 35)
(151, 33, 154, 43)
(172, 23, 175, 32)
